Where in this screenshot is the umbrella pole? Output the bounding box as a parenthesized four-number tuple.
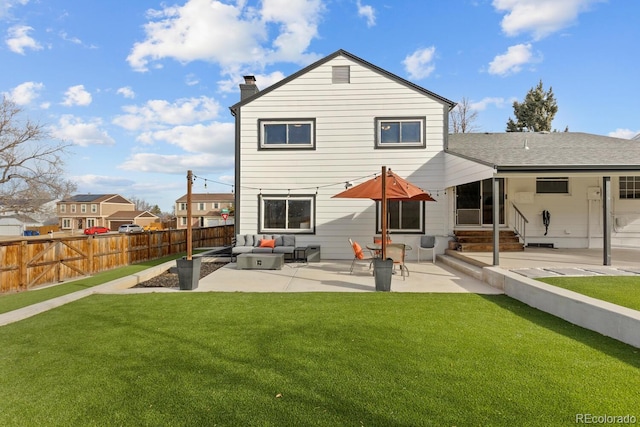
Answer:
(381, 166, 387, 259)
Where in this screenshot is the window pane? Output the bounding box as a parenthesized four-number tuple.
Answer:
(287, 200, 311, 229)
(388, 201, 400, 229)
(401, 201, 421, 229)
(401, 122, 421, 142)
(288, 124, 311, 144)
(264, 124, 287, 145)
(536, 178, 568, 193)
(264, 200, 286, 228)
(380, 122, 400, 143)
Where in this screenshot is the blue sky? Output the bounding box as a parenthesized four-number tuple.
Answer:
(1, 0, 638, 212)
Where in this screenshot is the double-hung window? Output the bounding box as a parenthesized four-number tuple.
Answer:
(260, 195, 314, 233)
(536, 177, 569, 194)
(620, 176, 640, 199)
(198, 203, 205, 211)
(259, 119, 315, 149)
(375, 117, 425, 148)
(179, 203, 187, 211)
(377, 200, 424, 233)
(60, 205, 66, 213)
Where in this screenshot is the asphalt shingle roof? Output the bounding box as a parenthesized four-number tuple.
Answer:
(446, 132, 640, 172)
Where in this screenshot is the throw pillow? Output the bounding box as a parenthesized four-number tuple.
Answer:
(259, 239, 275, 248)
(352, 242, 364, 259)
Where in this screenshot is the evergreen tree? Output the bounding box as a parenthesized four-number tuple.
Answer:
(506, 80, 558, 132)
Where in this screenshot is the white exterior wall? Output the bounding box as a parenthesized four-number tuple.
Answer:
(237, 55, 451, 259)
(505, 175, 640, 248)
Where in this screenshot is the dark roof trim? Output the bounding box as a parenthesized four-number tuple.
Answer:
(496, 165, 640, 173)
(229, 49, 456, 115)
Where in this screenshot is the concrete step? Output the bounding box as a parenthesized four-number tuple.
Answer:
(437, 253, 484, 280)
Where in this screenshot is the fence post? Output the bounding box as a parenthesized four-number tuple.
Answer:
(19, 241, 27, 290)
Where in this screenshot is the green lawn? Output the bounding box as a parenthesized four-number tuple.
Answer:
(0, 254, 185, 315)
(0, 293, 638, 426)
(539, 276, 640, 311)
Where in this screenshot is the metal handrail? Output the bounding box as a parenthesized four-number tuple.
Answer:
(510, 202, 529, 246)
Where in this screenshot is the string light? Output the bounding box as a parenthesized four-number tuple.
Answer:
(191, 172, 446, 196)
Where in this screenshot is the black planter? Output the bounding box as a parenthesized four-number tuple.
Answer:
(373, 258, 393, 292)
(176, 257, 202, 290)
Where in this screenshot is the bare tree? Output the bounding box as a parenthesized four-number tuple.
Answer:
(449, 97, 480, 133)
(0, 96, 76, 215)
(128, 195, 153, 211)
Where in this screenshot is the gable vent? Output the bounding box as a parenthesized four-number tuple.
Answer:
(332, 66, 350, 84)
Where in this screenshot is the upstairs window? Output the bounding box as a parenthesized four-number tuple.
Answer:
(375, 117, 425, 148)
(91, 204, 97, 213)
(620, 176, 640, 199)
(81, 204, 87, 213)
(198, 203, 205, 211)
(259, 119, 315, 149)
(60, 204, 66, 213)
(536, 177, 569, 194)
(71, 204, 76, 213)
(179, 203, 187, 211)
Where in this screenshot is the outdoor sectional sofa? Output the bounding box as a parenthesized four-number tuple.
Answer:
(232, 234, 296, 260)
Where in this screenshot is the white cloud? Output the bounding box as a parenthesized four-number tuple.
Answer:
(3, 81, 44, 105)
(0, 0, 30, 19)
(185, 74, 199, 86)
(113, 96, 221, 131)
(137, 122, 235, 154)
(52, 115, 115, 146)
(403, 46, 436, 80)
(116, 86, 135, 99)
(356, 0, 376, 27)
(61, 85, 92, 106)
(5, 25, 42, 54)
(71, 174, 136, 188)
(127, 0, 324, 73)
(470, 97, 508, 111)
(493, 0, 603, 40)
(119, 152, 233, 174)
(488, 43, 535, 76)
(608, 129, 640, 140)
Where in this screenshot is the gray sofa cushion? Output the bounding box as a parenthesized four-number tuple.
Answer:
(283, 235, 295, 247)
(235, 234, 246, 246)
(274, 235, 284, 246)
(232, 246, 254, 255)
(252, 247, 274, 253)
(273, 246, 294, 254)
(252, 234, 262, 247)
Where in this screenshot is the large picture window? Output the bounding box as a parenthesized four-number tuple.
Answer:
(536, 177, 569, 194)
(375, 117, 425, 148)
(259, 119, 315, 149)
(260, 196, 314, 233)
(620, 176, 640, 199)
(377, 200, 424, 233)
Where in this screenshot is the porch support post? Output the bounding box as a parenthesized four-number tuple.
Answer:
(492, 177, 499, 266)
(602, 176, 611, 266)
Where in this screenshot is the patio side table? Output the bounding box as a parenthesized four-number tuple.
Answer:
(294, 246, 309, 262)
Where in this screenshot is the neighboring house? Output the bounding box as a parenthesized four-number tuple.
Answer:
(175, 193, 234, 229)
(0, 214, 41, 236)
(57, 194, 135, 231)
(230, 49, 640, 261)
(107, 210, 159, 229)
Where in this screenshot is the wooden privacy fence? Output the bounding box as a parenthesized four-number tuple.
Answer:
(0, 225, 234, 294)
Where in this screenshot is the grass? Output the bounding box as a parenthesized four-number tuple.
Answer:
(0, 293, 638, 426)
(539, 276, 640, 311)
(0, 254, 187, 315)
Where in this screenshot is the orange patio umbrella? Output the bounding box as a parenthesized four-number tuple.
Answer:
(332, 166, 436, 258)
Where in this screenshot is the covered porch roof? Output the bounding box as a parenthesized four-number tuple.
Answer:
(446, 132, 640, 174)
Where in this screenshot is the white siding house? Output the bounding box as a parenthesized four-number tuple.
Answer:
(231, 50, 640, 262)
(230, 50, 455, 260)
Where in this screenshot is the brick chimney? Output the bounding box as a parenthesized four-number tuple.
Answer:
(240, 75, 259, 100)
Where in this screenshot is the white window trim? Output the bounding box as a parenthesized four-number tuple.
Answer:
(259, 119, 316, 149)
(62, 218, 72, 229)
(60, 205, 66, 213)
(375, 117, 426, 148)
(260, 195, 315, 233)
(376, 200, 425, 233)
(91, 204, 97, 213)
(81, 204, 87, 213)
(71, 204, 76, 213)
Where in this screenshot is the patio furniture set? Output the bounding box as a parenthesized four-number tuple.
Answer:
(233, 234, 320, 270)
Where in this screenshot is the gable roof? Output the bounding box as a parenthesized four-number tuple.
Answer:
(175, 193, 234, 203)
(229, 49, 456, 114)
(107, 210, 158, 220)
(446, 132, 640, 173)
(61, 194, 133, 204)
